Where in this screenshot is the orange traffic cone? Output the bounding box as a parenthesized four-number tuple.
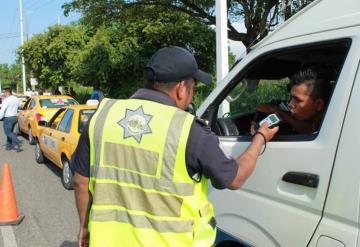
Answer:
(0, 162, 24, 225)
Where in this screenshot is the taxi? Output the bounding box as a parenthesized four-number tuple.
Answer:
(35, 104, 97, 189)
(17, 95, 78, 145)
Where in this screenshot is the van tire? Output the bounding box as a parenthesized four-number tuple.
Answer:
(61, 158, 74, 190)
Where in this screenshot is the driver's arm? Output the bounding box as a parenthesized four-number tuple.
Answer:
(256, 103, 318, 134)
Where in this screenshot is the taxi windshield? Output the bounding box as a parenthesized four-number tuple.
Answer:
(40, 98, 77, 108)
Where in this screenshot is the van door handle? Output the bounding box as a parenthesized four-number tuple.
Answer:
(282, 172, 319, 188)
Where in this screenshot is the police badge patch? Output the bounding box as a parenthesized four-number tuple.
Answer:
(118, 106, 153, 143)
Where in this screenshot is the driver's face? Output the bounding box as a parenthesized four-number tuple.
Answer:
(288, 83, 319, 121)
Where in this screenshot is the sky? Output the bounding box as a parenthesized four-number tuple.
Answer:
(0, 0, 80, 64)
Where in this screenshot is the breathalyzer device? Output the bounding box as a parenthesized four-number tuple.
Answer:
(258, 113, 282, 128)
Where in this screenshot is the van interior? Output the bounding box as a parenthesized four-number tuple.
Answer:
(202, 38, 351, 141)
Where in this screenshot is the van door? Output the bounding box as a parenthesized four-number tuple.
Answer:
(200, 38, 358, 246)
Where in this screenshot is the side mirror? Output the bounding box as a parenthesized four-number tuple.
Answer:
(186, 102, 196, 115)
(38, 120, 48, 127)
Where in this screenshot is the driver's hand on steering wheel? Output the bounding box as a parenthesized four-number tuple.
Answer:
(250, 121, 257, 136)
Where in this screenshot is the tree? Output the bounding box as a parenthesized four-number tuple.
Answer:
(70, 10, 216, 99)
(0, 63, 22, 92)
(20, 10, 216, 99)
(63, 0, 314, 48)
(20, 24, 87, 89)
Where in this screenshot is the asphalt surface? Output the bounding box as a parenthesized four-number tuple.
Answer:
(0, 121, 78, 247)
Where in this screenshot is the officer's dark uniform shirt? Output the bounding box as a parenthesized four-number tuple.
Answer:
(71, 88, 238, 189)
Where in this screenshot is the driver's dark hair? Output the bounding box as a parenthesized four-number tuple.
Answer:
(290, 65, 332, 103)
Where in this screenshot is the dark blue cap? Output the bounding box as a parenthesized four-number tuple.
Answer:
(144, 46, 212, 85)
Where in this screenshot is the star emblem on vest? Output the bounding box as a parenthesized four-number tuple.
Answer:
(118, 106, 153, 143)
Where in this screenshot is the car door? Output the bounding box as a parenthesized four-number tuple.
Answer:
(51, 109, 74, 168)
(25, 99, 37, 133)
(38, 109, 66, 164)
(199, 38, 357, 246)
(18, 98, 32, 132)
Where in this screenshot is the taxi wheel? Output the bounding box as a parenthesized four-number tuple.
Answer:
(35, 142, 45, 164)
(61, 158, 74, 190)
(28, 128, 36, 145)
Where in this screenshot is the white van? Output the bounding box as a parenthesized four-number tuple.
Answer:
(197, 0, 360, 246)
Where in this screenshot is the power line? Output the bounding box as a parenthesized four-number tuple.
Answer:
(0, 35, 20, 40)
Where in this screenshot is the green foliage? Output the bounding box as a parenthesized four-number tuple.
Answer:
(74, 86, 93, 104)
(70, 10, 216, 98)
(63, 0, 315, 47)
(230, 79, 289, 114)
(20, 24, 87, 89)
(0, 63, 23, 93)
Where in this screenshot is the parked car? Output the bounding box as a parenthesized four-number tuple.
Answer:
(17, 95, 78, 145)
(35, 104, 97, 189)
(195, 0, 360, 246)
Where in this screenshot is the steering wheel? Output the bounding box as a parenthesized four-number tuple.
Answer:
(252, 111, 268, 127)
(216, 117, 239, 136)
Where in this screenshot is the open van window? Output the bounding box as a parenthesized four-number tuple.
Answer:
(206, 39, 351, 141)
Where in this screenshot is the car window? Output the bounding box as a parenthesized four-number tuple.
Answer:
(58, 109, 74, 133)
(78, 109, 96, 133)
(40, 98, 77, 108)
(26, 99, 36, 109)
(205, 39, 351, 141)
(50, 110, 66, 129)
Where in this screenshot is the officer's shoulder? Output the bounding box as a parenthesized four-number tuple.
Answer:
(194, 116, 209, 127)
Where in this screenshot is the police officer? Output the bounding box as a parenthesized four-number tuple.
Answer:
(72, 46, 278, 247)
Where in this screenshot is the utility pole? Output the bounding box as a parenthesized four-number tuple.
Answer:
(216, 0, 229, 117)
(19, 0, 27, 94)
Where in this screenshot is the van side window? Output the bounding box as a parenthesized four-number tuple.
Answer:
(209, 39, 350, 141)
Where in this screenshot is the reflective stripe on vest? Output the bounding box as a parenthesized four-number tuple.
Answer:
(91, 209, 193, 233)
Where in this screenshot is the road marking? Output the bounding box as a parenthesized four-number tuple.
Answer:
(1, 226, 18, 247)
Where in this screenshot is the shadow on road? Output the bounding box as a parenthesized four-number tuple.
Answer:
(42, 161, 62, 178)
(60, 240, 77, 247)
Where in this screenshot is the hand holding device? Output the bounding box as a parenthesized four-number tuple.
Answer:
(258, 113, 282, 129)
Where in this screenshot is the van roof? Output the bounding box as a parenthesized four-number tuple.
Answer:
(253, 0, 360, 49)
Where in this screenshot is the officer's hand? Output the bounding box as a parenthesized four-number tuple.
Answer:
(258, 122, 279, 142)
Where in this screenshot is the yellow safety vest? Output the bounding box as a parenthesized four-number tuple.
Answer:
(88, 98, 216, 247)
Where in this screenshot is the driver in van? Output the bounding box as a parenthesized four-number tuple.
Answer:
(253, 66, 332, 134)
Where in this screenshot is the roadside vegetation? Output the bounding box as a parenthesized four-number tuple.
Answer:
(6, 0, 314, 105)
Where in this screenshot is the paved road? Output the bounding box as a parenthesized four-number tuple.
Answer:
(0, 121, 78, 247)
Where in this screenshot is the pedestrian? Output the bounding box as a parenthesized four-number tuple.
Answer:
(0, 88, 22, 152)
(69, 87, 77, 98)
(90, 87, 104, 102)
(71, 46, 278, 247)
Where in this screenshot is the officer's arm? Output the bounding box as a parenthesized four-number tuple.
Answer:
(227, 124, 279, 189)
(74, 172, 91, 236)
(0, 99, 8, 119)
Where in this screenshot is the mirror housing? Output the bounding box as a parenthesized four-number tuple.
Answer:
(186, 102, 196, 115)
(38, 120, 48, 127)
